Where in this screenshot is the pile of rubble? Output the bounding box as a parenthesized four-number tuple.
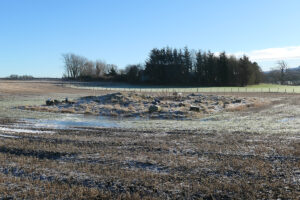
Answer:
(20, 92, 267, 119)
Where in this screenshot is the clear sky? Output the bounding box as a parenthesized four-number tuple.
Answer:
(1, 0, 300, 77)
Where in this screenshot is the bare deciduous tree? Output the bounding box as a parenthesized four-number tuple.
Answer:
(62, 54, 86, 79)
(277, 60, 288, 85)
(80, 61, 95, 78)
(95, 60, 107, 78)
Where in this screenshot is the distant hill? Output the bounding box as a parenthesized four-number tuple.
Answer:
(288, 66, 300, 72)
(263, 66, 300, 85)
(264, 66, 300, 74)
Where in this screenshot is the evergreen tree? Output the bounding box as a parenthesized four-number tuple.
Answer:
(218, 52, 229, 86)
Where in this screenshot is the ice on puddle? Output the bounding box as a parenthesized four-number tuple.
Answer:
(0, 127, 54, 134)
(0, 134, 19, 138)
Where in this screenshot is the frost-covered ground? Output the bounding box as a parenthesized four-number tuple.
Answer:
(0, 81, 299, 199)
(132, 99, 300, 134)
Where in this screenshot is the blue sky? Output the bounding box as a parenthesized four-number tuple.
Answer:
(1, 0, 300, 77)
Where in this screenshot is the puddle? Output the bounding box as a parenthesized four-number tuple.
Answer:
(23, 115, 121, 130)
(278, 117, 295, 123)
(18, 114, 208, 131)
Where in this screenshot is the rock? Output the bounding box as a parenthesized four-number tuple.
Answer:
(152, 98, 160, 104)
(149, 105, 161, 113)
(46, 99, 54, 106)
(68, 101, 75, 105)
(190, 106, 200, 112)
(54, 99, 61, 105)
(178, 102, 185, 107)
(233, 99, 242, 103)
(152, 101, 158, 105)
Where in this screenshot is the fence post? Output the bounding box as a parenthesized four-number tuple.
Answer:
(269, 88, 270, 93)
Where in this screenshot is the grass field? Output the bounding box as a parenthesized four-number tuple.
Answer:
(66, 83, 300, 94)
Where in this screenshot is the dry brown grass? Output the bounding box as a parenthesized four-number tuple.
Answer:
(225, 99, 270, 112)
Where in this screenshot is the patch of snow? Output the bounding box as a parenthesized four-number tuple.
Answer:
(0, 134, 19, 138)
(0, 127, 54, 134)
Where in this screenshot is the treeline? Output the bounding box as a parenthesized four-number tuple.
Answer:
(63, 47, 263, 86)
(144, 47, 262, 86)
(6, 74, 34, 80)
(62, 54, 121, 81)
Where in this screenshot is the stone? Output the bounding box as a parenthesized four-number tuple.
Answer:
(178, 102, 185, 107)
(54, 99, 61, 105)
(46, 99, 54, 106)
(152, 101, 158, 105)
(152, 98, 160, 104)
(149, 105, 162, 113)
(190, 106, 200, 112)
(233, 99, 242, 103)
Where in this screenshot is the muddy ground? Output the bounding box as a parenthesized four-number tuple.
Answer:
(0, 80, 299, 199)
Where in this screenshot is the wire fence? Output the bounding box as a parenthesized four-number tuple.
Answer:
(64, 83, 300, 95)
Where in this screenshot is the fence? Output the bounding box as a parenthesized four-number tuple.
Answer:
(64, 83, 300, 95)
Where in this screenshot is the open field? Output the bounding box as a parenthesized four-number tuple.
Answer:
(64, 82, 300, 94)
(0, 80, 299, 199)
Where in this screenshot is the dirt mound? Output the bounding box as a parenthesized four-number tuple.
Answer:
(19, 92, 269, 119)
